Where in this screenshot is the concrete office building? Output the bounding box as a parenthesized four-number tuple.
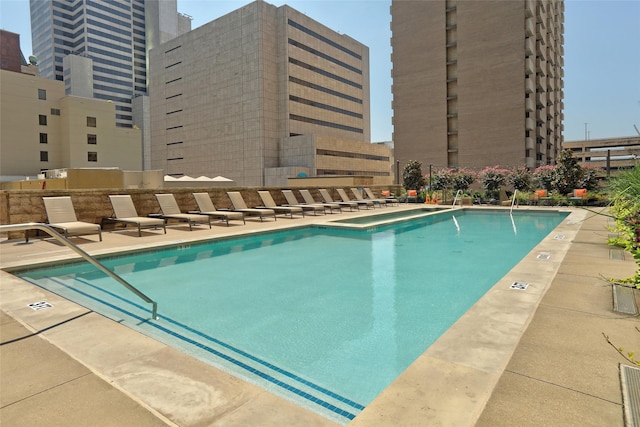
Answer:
(0, 30, 142, 181)
(30, 0, 190, 128)
(391, 0, 564, 171)
(150, 0, 392, 186)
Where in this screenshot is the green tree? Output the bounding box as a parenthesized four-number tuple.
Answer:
(478, 166, 509, 199)
(402, 160, 425, 190)
(553, 149, 583, 194)
(451, 168, 476, 193)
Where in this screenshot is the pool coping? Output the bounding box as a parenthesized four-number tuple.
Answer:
(0, 205, 584, 426)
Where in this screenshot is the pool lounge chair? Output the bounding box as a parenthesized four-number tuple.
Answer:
(337, 188, 373, 209)
(192, 193, 245, 225)
(532, 189, 552, 205)
(299, 189, 342, 213)
(406, 189, 418, 203)
(39, 196, 102, 242)
(319, 189, 358, 211)
(155, 193, 211, 230)
(568, 188, 588, 205)
(107, 195, 166, 236)
(351, 187, 386, 208)
(281, 190, 326, 215)
(226, 192, 277, 221)
(365, 187, 398, 206)
(257, 191, 304, 218)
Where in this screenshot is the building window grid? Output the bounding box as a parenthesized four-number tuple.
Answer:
(40, 133, 48, 144)
(88, 151, 98, 162)
(87, 134, 97, 144)
(38, 89, 47, 100)
(87, 116, 97, 127)
(39, 115, 47, 126)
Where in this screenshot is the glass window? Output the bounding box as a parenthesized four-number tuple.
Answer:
(51, 108, 61, 115)
(40, 133, 48, 144)
(39, 115, 47, 125)
(87, 134, 97, 144)
(40, 151, 48, 162)
(88, 152, 97, 162)
(87, 116, 97, 127)
(38, 89, 46, 100)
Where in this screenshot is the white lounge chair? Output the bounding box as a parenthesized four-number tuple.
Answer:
(351, 187, 386, 207)
(281, 190, 325, 215)
(107, 195, 166, 236)
(192, 193, 245, 225)
(226, 192, 276, 221)
(337, 188, 374, 209)
(39, 196, 102, 241)
(319, 189, 358, 211)
(299, 189, 342, 213)
(257, 191, 304, 218)
(155, 193, 211, 230)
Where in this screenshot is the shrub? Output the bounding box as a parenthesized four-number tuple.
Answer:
(451, 168, 476, 193)
(553, 149, 583, 195)
(532, 165, 557, 191)
(402, 160, 425, 190)
(430, 168, 453, 191)
(578, 164, 602, 190)
(507, 166, 532, 192)
(478, 166, 509, 200)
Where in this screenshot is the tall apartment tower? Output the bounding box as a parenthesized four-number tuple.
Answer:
(29, 0, 190, 128)
(391, 0, 564, 170)
(150, 0, 377, 186)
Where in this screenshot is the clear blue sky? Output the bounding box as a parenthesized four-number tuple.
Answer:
(1, 0, 638, 142)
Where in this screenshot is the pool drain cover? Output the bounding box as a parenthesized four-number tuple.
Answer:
(537, 252, 551, 260)
(28, 301, 53, 311)
(510, 282, 529, 290)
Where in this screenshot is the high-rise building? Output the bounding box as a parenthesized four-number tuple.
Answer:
(150, 0, 392, 186)
(29, 0, 190, 128)
(391, 0, 564, 171)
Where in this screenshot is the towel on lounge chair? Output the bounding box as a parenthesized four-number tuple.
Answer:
(41, 196, 102, 241)
(226, 191, 277, 221)
(257, 191, 304, 218)
(192, 193, 245, 225)
(155, 193, 211, 230)
(108, 195, 166, 236)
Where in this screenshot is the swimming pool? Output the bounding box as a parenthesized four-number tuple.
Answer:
(15, 209, 568, 423)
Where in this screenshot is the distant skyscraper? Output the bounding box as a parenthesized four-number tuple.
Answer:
(391, 0, 564, 170)
(29, 0, 190, 128)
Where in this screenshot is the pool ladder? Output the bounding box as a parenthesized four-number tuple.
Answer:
(0, 223, 159, 320)
(451, 190, 463, 207)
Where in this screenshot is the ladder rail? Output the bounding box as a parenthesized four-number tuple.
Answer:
(0, 222, 158, 320)
(452, 189, 463, 207)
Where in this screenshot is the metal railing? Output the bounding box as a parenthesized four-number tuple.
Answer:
(510, 189, 519, 214)
(0, 223, 158, 320)
(452, 189, 463, 207)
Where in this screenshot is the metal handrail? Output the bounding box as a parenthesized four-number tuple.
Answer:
(452, 189, 463, 207)
(510, 189, 519, 214)
(0, 223, 158, 320)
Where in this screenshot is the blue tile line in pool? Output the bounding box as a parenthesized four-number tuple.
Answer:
(29, 275, 364, 421)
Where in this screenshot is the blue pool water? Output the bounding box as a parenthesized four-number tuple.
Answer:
(16, 209, 568, 423)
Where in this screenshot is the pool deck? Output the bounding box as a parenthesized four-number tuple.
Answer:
(1, 204, 638, 426)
